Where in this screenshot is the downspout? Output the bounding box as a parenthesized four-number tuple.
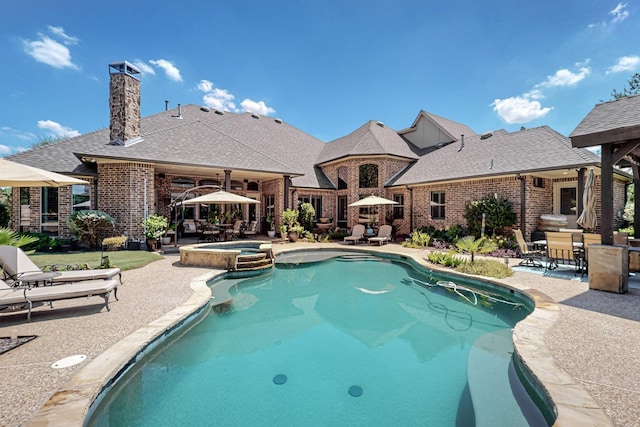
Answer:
(632, 164, 640, 239)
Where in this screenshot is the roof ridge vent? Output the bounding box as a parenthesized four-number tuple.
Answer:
(274, 118, 283, 124)
(375, 121, 385, 128)
(480, 131, 493, 140)
(251, 113, 260, 119)
(214, 109, 224, 115)
(200, 106, 210, 112)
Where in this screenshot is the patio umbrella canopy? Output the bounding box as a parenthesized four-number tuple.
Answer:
(348, 195, 398, 207)
(577, 168, 597, 230)
(181, 190, 260, 205)
(0, 158, 88, 187)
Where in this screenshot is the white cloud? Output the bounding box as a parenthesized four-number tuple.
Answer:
(491, 96, 552, 124)
(240, 99, 276, 115)
(132, 60, 155, 75)
(536, 66, 591, 88)
(203, 88, 237, 111)
(0, 126, 37, 141)
(47, 26, 78, 45)
(606, 55, 640, 74)
(197, 79, 213, 92)
(0, 144, 13, 155)
(23, 34, 78, 69)
(150, 59, 182, 82)
(37, 120, 80, 138)
(610, 3, 629, 24)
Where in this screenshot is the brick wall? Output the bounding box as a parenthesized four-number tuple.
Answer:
(98, 163, 154, 239)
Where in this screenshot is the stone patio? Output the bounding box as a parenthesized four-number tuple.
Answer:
(0, 242, 639, 426)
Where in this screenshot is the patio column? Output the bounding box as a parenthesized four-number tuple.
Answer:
(633, 164, 640, 238)
(224, 170, 231, 192)
(601, 144, 614, 245)
(283, 175, 290, 210)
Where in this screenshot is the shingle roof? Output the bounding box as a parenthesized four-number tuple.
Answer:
(570, 94, 640, 139)
(316, 120, 418, 165)
(8, 105, 328, 185)
(398, 110, 477, 141)
(391, 126, 600, 186)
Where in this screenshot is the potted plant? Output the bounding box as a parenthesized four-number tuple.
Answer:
(266, 213, 276, 237)
(162, 223, 176, 245)
(141, 214, 169, 251)
(279, 224, 288, 239)
(289, 224, 304, 242)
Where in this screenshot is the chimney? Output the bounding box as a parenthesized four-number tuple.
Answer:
(109, 61, 141, 145)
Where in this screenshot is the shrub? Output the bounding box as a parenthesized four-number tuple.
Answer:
(282, 209, 299, 230)
(464, 194, 517, 237)
(455, 259, 513, 279)
(402, 229, 431, 248)
(427, 251, 464, 267)
(67, 210, 116, 249)
(299, 203, 315, 232)
(102, 235, 128, 250)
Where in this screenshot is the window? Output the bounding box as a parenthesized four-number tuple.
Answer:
(393, 194, 404, 219)
(337, 196, 348, 229)
(72, 184, 90, 212)
(338, 167, 348, 189)
(430, 192, 445, 219)
(311, 196, 322, 221)
(41, 187, 59, 223)
(247, 181, 259, 191)
(359, 164, 378, 188)
(171, 177, 195, 188)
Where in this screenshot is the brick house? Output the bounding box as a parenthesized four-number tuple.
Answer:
(6, 61, 631, 242)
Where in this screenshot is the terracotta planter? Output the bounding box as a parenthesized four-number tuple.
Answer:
(288, 232, 299, 242)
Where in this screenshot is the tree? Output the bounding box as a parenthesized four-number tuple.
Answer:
(455, 236, 497, 263)
(610, 73, 640, 100)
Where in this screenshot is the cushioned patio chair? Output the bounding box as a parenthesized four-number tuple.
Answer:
(0, 245, 122, 286)
(243, 220, 258, 238)
(0, 278, 119, 321)
(513, 229, 543, 267)
(368, 225, 393, 246)
(344, 224, 365, 245)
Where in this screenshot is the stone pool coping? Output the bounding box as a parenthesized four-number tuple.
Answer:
(25, 243, 613, 426)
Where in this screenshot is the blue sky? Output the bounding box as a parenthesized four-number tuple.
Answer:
(1, 1, 639, 156)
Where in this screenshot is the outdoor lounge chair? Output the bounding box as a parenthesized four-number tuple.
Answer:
(368, 225, 392, 245)
(0, 278, 118, 321)
(344, 224, 365, 245)
(545, 232, 582, 273)
(0, 245, 122, 286)
(513, 229, 543, 267)
(243, 220, 258, 238)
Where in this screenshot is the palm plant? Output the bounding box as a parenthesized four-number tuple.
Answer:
(455, 235, 497, 263)
(0, 227, 38, 248)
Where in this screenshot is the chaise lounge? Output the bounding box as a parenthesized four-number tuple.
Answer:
(0, 278, 119, 320)
(344, 224, 365, 245)
(368, 225, 393, 246)
(0, 245, 122, 285)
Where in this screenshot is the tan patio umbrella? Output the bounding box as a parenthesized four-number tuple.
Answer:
(349, 195, 397, 227)
(577, 168, 597, 230)
(0, 158, 88, 187)
(181, 190, 260, 205)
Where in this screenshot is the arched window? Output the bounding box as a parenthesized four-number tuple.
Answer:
(338, 167, 348, 189)
(247, 181, 259, 191)
(359, 164, 378, 188)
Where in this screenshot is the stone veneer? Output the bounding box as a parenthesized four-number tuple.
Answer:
(109, 72, 140, 144)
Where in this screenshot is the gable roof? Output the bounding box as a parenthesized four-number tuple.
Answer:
(398, 110, 476, 142)
(316, 120, 418, 165)
(391, 126, 601, 186)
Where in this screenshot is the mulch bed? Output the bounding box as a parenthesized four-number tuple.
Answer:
(0, 336, 37, 355)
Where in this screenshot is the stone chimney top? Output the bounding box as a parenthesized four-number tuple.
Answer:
(109, 61, 141, 146)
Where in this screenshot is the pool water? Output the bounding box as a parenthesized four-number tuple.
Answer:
(88, 253, 544, 426)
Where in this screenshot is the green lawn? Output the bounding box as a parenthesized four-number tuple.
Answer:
(29, 250, 164, 271)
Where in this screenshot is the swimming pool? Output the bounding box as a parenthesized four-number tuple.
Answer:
(87, 250, 550, 426)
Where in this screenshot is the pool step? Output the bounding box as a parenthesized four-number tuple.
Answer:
(235, 252, 274, 271)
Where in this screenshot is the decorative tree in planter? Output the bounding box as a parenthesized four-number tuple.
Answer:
(141, 214, 169, 251)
